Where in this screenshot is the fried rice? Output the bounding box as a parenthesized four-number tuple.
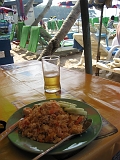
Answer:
(18, 100, 86, 143)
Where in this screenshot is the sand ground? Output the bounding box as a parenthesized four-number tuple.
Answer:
(9, 40, 120, 83)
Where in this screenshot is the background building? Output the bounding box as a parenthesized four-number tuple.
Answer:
(2, 0, 43, 25)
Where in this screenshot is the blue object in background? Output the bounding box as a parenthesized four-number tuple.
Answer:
(106, 46, 119, 56)
(95, 33, 108, 46)
(0, 19, 9, 27)
(0, 39, 14, 65)
(67, 32, 75, 39)
(73, 39, 83, 51)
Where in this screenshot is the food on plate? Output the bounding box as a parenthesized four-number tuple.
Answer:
(59, 101, 87, 115)
(18, 100, 87, 143)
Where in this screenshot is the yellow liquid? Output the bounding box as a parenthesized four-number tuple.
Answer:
(45, 91, 61, 99)
(44, 72, 60, 93)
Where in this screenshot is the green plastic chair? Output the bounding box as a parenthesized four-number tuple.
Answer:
(27, 26, 52, 52)
(114, 16, 119, 22)
(16, 21, 24, 41)
(57, 20, 64, 29)
(47, 21, 57, 30)
(51, 21, 57, 30)
(27, 26, 40, 53)
(47, 21, 51, 30)
(92, 17, 99, 26)
(102, 17, 109, 27)
(19, 25, 31, 48)
(89, 18, 93, 25)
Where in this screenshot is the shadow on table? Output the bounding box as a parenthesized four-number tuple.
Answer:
(0, 120, 6, 133)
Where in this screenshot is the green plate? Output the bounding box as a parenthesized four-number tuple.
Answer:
(6, 98, 102, 155)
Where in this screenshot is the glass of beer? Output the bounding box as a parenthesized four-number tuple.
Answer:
(42, 55, 61, 93)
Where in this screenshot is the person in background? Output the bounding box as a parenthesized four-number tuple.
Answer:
(106, 22, 120, 59)
(107, 15, 115, 29)
(8, 20, 12, 33)
(119, 12, 120, 22)
(112, 22, 120, 46)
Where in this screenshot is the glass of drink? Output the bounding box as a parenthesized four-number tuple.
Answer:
(45, 91, 61, 99)
(42, 55, 61, 93)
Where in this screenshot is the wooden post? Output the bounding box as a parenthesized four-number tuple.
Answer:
(95, 4, 104, 76)
(80, 0, 92, 74)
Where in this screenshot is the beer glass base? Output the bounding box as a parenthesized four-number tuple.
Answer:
(45, 88, 61, 93)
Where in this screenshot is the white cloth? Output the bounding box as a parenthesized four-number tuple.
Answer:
(111, 36, 119, 46)
(111, 36, 120, 58)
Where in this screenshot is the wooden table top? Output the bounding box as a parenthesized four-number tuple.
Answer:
(0, 60, 120, 160)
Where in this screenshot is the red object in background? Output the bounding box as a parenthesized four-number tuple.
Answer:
(64, 36, 69, 40)
(16, 0, 25, 20)
(0, 7, 16, 14)
(57, 1, 75, 7)
(12, 40, 20, 46)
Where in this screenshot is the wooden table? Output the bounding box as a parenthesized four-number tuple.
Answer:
(0, 60, 120, 160)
